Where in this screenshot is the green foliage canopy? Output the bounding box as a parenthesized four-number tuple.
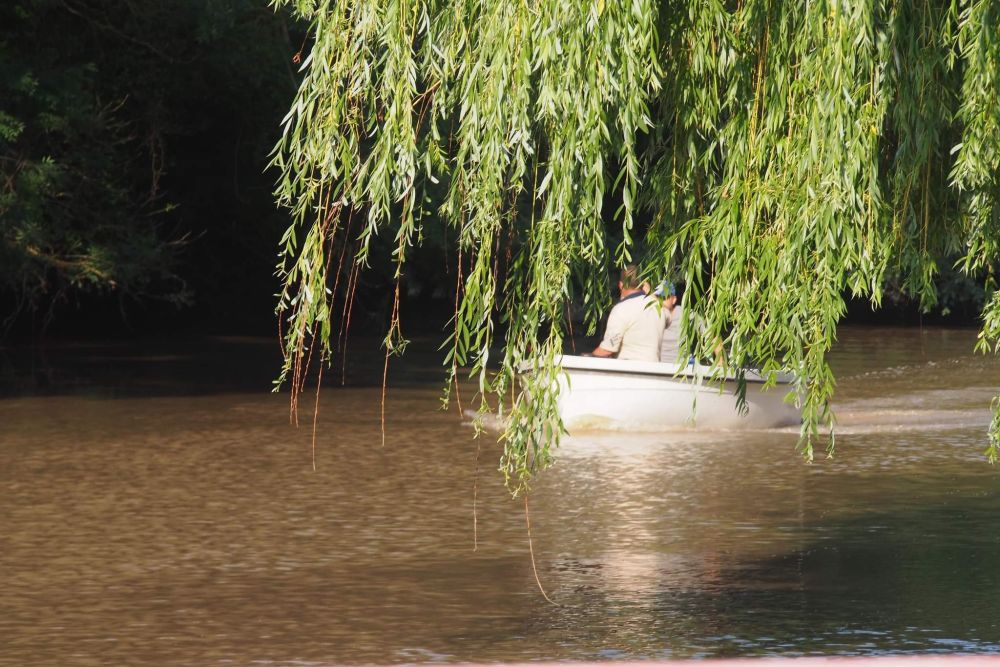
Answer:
(272, 0, 1000, 492)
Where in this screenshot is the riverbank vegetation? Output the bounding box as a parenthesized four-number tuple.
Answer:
(0, 0, 302, 333)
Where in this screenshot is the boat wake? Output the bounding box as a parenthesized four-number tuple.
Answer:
(463, 387, 993, 441)
(829, 406, 990, 436)
(461, 409, 507, 432)
(462, 408, 794, 435)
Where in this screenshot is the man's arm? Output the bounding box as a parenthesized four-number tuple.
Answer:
(591, 305, 624, 357)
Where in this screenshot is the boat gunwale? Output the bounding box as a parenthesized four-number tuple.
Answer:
(519, 355, 796, 385)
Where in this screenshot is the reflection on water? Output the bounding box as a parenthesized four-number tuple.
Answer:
(2, 326, 1000, 665)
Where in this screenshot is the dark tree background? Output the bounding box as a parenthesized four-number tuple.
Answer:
(1, 0, 305, 336)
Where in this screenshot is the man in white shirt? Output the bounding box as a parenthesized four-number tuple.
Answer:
(591, 265, 668, 362)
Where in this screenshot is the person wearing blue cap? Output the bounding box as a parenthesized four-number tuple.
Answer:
(654, 280, 684, 364)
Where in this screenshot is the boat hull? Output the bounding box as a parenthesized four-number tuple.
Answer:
(548, 355, 801, 431)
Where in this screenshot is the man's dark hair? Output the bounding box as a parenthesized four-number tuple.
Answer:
(619, 264, 640, 290)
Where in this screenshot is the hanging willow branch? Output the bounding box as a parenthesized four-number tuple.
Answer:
(272, 0, 1000, 493)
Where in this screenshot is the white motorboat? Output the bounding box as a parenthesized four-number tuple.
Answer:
(525, 355, 801, 431)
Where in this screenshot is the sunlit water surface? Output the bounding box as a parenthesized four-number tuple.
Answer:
(2, 327, 999, 665)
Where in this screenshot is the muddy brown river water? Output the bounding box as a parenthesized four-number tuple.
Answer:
(2, 327, 1000, 665)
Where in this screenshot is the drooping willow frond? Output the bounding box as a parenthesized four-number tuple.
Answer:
(273, 0, 1000, 493)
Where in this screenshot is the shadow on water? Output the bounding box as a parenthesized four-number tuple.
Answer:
(0, 335, 452, 398)
(0, 337, 280, 398)
(701, 499, 1000, 653)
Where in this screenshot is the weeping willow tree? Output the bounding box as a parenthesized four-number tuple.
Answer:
(271, 0, 1000, 493)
